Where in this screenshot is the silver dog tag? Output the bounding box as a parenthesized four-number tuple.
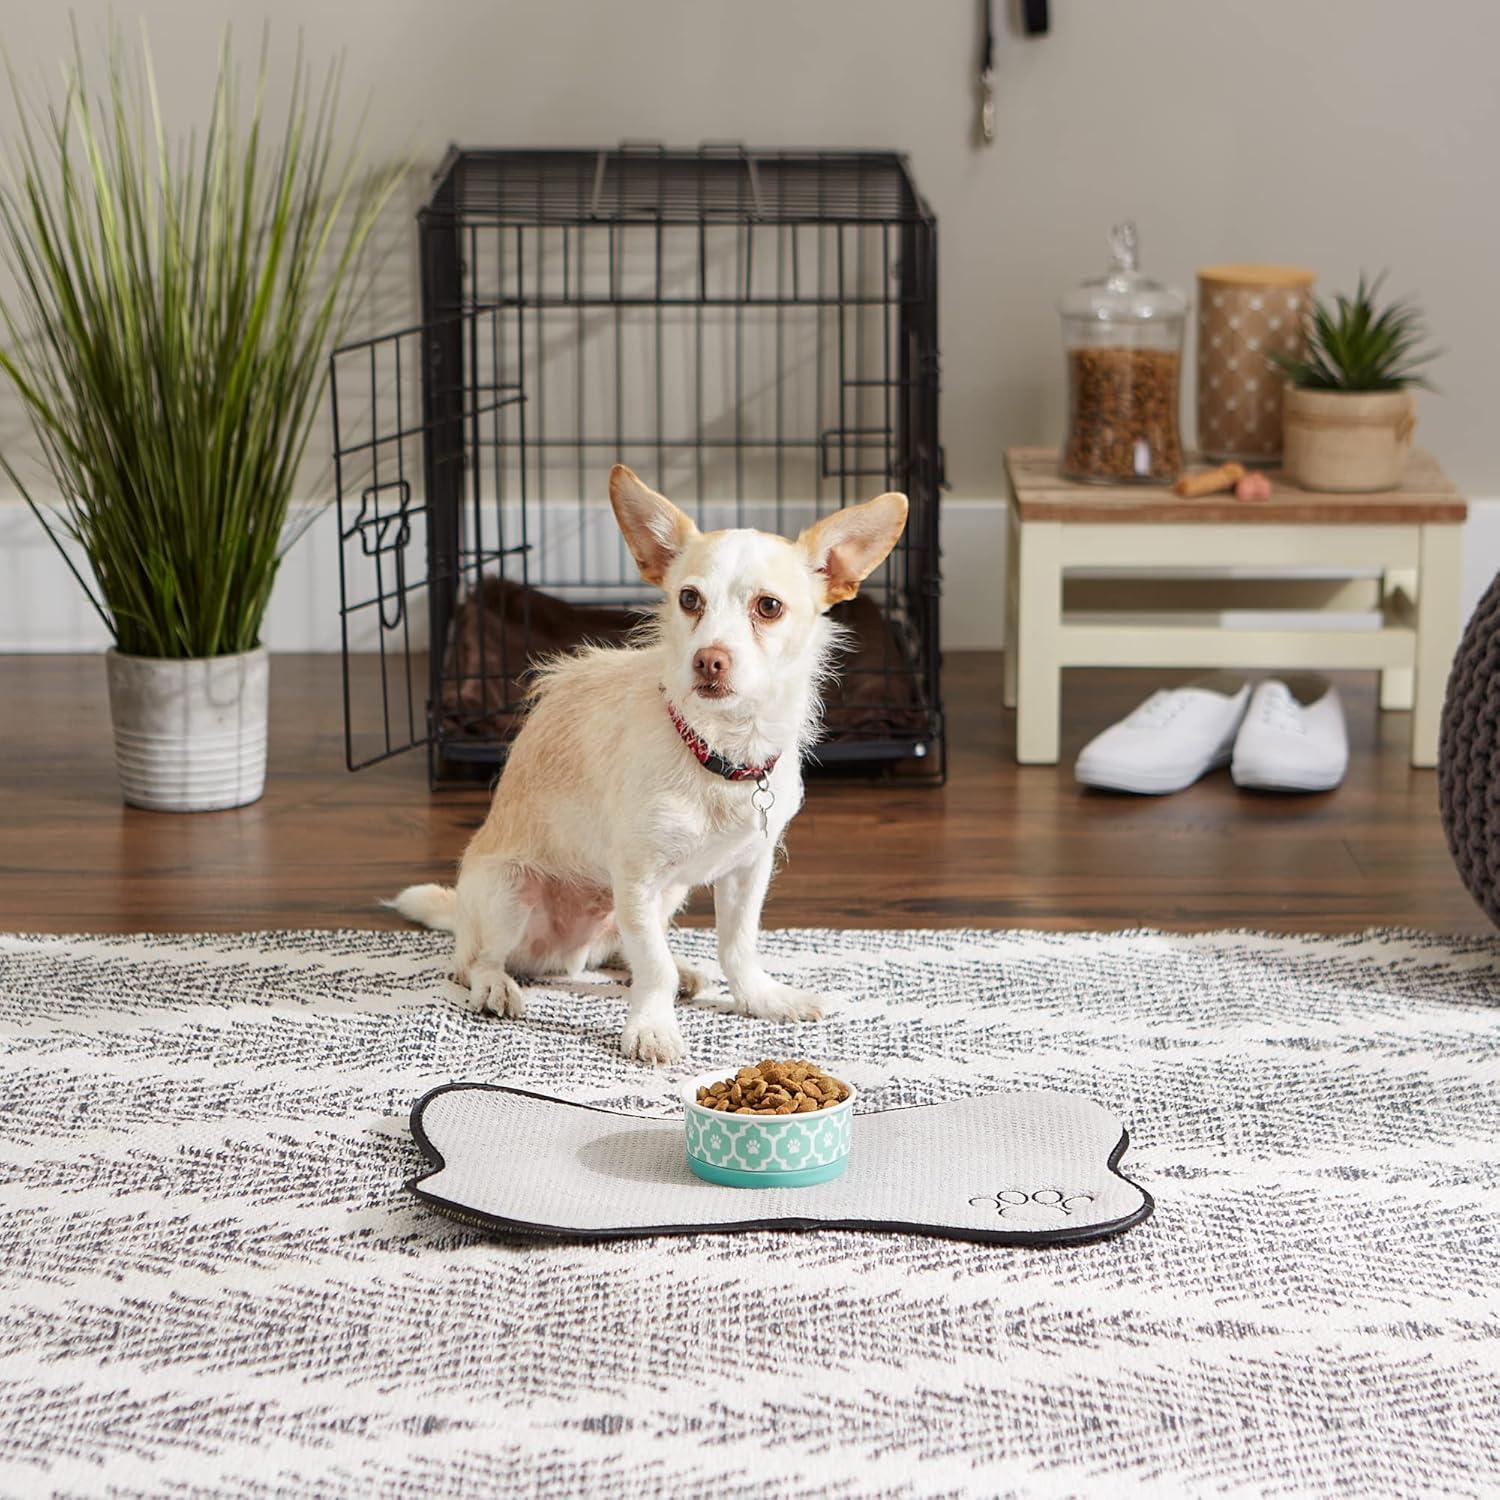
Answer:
(750, 776, 775, 837)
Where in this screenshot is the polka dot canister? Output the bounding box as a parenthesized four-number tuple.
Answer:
(1197, 264, 1315, 464)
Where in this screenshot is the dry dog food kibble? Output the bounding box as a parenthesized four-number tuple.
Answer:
(1063, 346, 1183, 482)
(696, 1060, 850, 1115)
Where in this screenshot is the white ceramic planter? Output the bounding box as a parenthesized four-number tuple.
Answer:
(105, 647, 268, 812)
(1282, 386, 1417, 492)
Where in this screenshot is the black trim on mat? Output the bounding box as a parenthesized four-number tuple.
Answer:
(406, 1082, 1156, 1247)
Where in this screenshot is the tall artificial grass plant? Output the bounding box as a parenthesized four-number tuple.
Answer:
(0, 27, 403, 659)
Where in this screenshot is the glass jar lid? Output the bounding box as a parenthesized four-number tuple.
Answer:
(1059, 222, 1187, 325)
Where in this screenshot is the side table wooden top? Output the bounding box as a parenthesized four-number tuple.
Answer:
(1005, 447, 1467, 524)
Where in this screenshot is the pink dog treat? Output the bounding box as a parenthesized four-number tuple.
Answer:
(1235, 471, 1272, 502)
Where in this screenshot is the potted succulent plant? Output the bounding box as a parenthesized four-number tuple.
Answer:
(1272, 273, 1438, 493)
(0, 32, 402, 810)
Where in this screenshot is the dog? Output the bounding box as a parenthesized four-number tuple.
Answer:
(392, 465, 908, 1064)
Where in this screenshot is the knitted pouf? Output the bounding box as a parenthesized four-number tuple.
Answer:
(1439, 569, 1500, 927)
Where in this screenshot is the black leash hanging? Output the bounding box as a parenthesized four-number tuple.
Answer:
(980, 0, 1052, 143)
(979, 0, 996, 144)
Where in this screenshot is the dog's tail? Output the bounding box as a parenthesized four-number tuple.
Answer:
(388, 883, 457, 932)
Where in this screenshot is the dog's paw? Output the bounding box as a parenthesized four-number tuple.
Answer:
(468, 965, 526, 1019)
(621, 1014, 686, 1065)
(674, 957, 710, 1001)
(731, 981, 824, 1023)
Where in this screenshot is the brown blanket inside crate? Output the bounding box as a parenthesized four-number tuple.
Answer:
(441, 577, 927, 745)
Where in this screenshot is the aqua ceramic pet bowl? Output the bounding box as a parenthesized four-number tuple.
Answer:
(682, 1069, 855, 1188)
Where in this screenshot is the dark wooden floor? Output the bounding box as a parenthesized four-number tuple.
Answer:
(0, 652, 1482, 933)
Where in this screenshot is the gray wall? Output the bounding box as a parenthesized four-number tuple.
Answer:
(4, 0, 1498, 500)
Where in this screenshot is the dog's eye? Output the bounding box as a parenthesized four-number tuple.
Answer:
(755, 596, 784, 621)
(678, 587, 702, 613)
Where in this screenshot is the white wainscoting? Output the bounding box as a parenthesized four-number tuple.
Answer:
(2, 496, 1498, 654)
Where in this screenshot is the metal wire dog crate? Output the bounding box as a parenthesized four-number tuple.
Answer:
(330, 144, 942, 785)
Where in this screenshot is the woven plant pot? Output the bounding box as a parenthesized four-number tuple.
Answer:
(1282, 387, 1416, 492)
(1439, 572, 1500, 927)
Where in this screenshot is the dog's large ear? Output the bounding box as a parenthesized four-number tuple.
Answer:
(798, 492, 909, 608)
(609, 465, 698, 586)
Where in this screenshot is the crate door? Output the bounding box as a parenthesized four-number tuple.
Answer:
(329, 306, 527, 771)
(325, 302, 448, 766)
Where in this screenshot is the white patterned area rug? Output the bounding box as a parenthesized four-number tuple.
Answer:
(2, 927, 1499, 1499)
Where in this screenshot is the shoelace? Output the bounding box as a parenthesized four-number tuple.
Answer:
(1126, 691, 1187, 729)
(1256, 689, 1305, 736)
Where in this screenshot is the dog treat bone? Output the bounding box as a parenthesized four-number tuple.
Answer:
(1235, 470, 1273, 502)
(1173, 462, 1246, 498)
(696, 1059, 851, 1115)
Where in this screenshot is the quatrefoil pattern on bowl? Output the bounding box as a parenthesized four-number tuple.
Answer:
(685, 1109, 851, 1172)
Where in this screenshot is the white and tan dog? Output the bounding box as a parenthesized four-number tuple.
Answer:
(393, 465, 907, 1063)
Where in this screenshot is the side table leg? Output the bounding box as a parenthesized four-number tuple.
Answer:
(1380, 567, 1416, 710)
(1411, 524, 1463, 768)
(1015, 520, 1063, 764)
(1002, 503, 1019, 710)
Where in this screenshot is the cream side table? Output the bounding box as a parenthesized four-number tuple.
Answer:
(1002, 447, 1468, 767)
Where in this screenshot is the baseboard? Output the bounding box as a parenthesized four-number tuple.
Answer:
(2, 495, 1497, 654)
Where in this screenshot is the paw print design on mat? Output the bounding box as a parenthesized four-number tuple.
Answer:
(969, 1188, 1096, 1221)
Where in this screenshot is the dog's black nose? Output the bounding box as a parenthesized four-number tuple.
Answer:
(692, 645, 732, 680)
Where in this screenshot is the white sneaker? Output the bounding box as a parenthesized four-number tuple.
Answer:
(1231, 676, 1348, 792)
(1075, 675, 1250, 794)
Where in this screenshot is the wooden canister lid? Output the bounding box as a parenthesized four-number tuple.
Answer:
(1197, 264, 1316, 288)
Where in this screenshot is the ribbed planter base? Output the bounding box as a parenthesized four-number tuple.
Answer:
(105, 648, 268, 812)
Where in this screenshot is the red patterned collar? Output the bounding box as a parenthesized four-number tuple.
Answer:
(665, 698, 780, 783)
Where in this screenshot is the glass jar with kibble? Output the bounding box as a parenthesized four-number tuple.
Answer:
(695, 1059, 851, 1115)
(1059, 222, 1187, 484)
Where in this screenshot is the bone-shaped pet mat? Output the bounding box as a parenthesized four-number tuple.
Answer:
(409, 1084, 1154, 1245)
